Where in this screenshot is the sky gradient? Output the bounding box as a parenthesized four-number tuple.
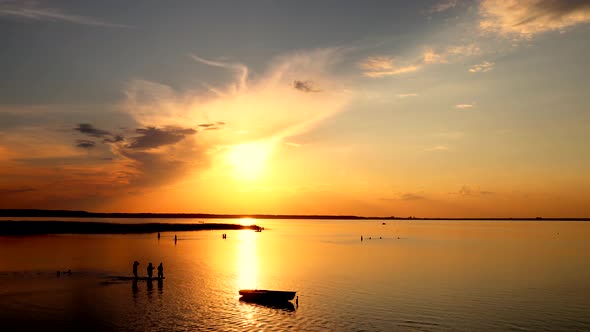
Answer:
(1, 0, 589, 217)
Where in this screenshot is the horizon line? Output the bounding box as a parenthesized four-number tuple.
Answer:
(0, 209, 588, 221)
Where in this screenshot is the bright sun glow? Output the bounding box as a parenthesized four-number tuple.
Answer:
(239, 217, 255, 226)
(226, 141, 273, 180)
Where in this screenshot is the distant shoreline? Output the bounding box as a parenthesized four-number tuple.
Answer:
(0, 209, 588, 221)
(0, 220, 262, 236)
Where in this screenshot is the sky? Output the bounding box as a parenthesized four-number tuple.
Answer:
(0, 0, 589, 217)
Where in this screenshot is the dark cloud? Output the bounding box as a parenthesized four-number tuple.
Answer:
(198, 122, 226, 130)
(103, 135, 124, 143)
(0, 186, 36, 194)
(125, 127, 197, 150)
(75, 124, 112, 138)
(75, 139, 96, 149)
(293, 80, 321, 93)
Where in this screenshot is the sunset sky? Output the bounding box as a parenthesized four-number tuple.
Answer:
(1, 0, 589, 217)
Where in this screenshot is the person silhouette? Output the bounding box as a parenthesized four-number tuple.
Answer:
(147, 262, 154, 280)
(157, 263, 164, 279)
(132, 261, 140, 279)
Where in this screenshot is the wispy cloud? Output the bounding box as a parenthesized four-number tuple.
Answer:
(422, 48, 448, 64)
(452, 185, 494, 196)
(479, 0, 590, 38)
(469, 61, 494, 73)
(191, 54, 249, 92)
(362, 43, 481, 78)
(397, 93, 419, 98)
(359, 56, 421, 77)
(430, 0, 458, 13)
(0, 1, 130, 28)
(455, 103, 474, 109)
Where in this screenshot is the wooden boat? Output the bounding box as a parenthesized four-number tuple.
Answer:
(239, 289, 296, 303)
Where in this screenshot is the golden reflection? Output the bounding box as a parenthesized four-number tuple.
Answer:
(239, 217, 254, 226)
(236, 230, 258, 290)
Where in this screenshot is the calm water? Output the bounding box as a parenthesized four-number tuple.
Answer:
(1, 219, 589, 331)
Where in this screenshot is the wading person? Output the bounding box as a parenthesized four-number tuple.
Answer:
(147, 262, 154, 280)
(132, 261, 140, 279)
(157, 262, 164, 279)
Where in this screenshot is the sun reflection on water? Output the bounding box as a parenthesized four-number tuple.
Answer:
(236, 230, 258, 290)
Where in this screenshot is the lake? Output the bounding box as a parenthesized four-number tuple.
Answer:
(1, 219, 589, 331)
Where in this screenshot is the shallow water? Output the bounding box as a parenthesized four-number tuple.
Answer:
(1, 219, 589, 331)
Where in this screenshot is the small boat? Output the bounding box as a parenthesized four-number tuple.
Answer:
(239, 289, 296, 303)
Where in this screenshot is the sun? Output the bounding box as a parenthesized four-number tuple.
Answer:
(226, 141, 273, 180)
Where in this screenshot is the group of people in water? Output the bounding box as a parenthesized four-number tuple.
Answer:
(132, 261, 164, 280)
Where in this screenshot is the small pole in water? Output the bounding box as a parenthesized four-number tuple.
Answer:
(296, 296, 299, 307)
(157, 232, 160, 240)
(361, 235, 363, 241)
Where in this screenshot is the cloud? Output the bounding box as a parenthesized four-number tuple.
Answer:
(125, 49, 349, 143)
(293, 80, 321, 92)
(75, 123, 112, 138)
(430, 0, 458, 13)
(380, 192, 426, 201)
(198, 122, 225, 130)
(446, 43, 481, 57)
(75, 139, 96, 149)
(0, 1, 130, 28)
(469, 61, 494, 73)
(455, 103, 474, 109)
(125, 127, 197, 150)
(191, 55, 249, 93)
(423, 48, 447, 64)
(361, 43, 480, 78)
(397, 93, 419, 98)
(360, 56, 421, 77)
(102, 135, 124, 143)
(479, 0, 590, 38)
(452, 185, 494, 196)
(400, 193, 426, 200)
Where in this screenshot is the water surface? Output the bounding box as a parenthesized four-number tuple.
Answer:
(1, 219, 589, 331)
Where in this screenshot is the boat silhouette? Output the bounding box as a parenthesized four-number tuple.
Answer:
(239, 289, 296, 303)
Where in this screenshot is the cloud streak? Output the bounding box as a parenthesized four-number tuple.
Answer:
(430, 0, 458, 13)
(0, 1, 130, 28)
(479, 0, 590, 38)
(360, 56, 421, 77)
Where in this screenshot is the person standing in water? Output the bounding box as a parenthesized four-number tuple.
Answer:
(147, 262, 154, 280)
(157, 263, 164, 279)
(132, 261, 140, 279)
